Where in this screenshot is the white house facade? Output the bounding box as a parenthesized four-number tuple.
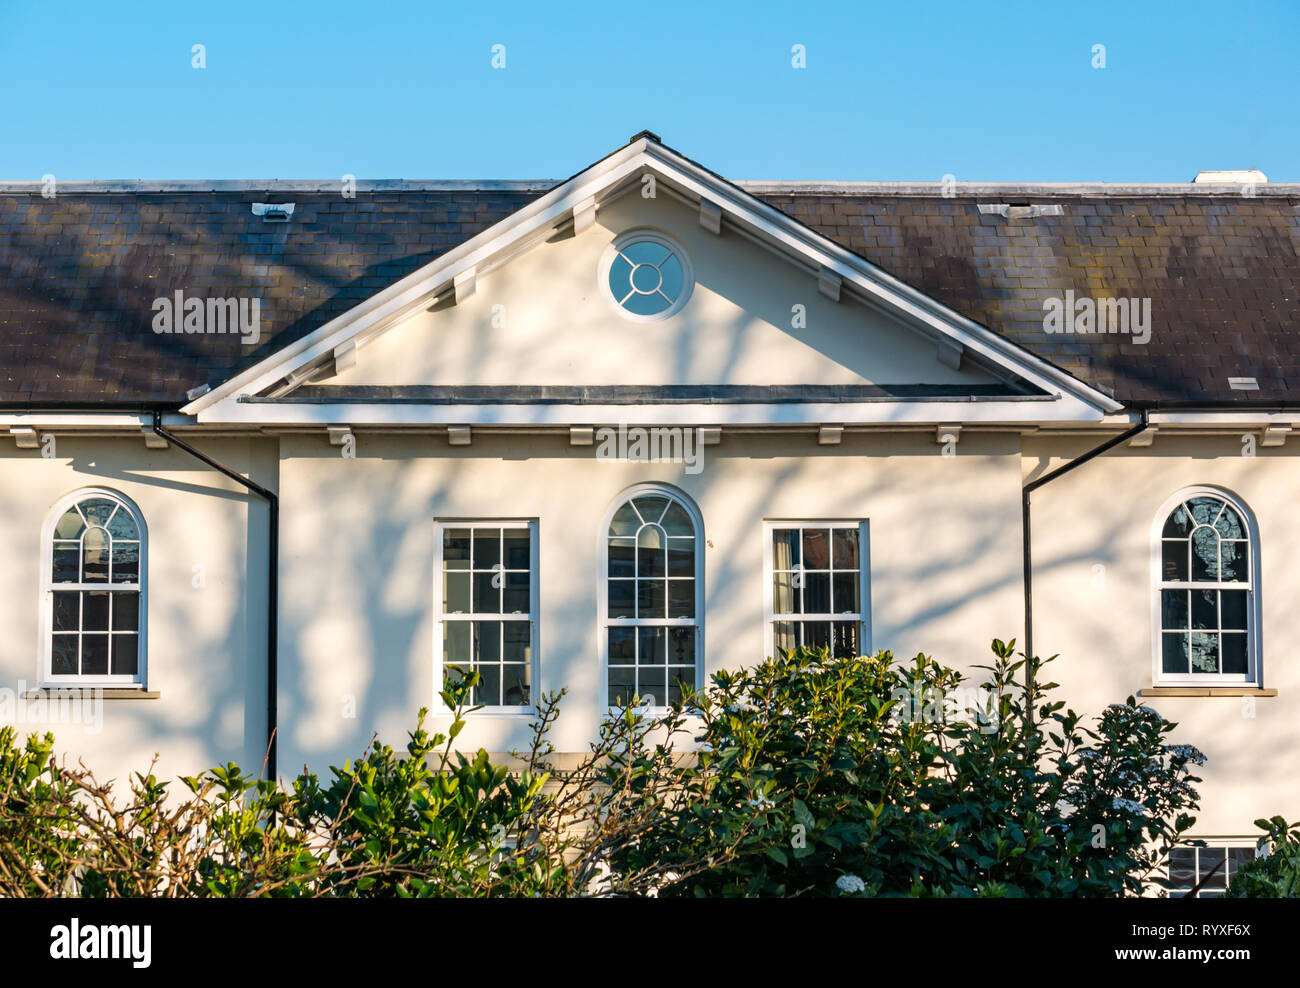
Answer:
(2, 134, 1296, 895)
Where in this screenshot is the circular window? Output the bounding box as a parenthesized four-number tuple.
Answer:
(600, 231, 693, 321)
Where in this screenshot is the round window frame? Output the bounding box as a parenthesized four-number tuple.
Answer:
(598, 230, 694, 323)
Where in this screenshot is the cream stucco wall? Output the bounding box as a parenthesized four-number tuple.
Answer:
(275, 430, 1025, 772)
(1024, 434, 1300, 834)
(0, 437, 275, 783)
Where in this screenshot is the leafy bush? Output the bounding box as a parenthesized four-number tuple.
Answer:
(0, 642, 1204, 897)
(1227, 817, 1300, 898)
(606, 641, 1203, 897)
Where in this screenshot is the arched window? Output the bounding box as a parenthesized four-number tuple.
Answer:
(1154, 488, 1258, 685)
(601, 485, 702, 708)
(42, 490, 146, 686)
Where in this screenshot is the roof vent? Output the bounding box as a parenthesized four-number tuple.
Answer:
(977, 203, 1064, 219)
(1192, 170, 1267, 185)
(251, 202, 295, 222)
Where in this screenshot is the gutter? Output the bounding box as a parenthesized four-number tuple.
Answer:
(151, 411, 279, 779)
(1021, 410, 1148, 726)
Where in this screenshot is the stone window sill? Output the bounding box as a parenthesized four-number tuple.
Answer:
(1139, 687, 1276, 698)
(23, 688, 160, 700)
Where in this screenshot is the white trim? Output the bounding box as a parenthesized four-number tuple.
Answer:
(38, 488, 148, 689)
(182, 138, 1120, 422)
(431, 519, 539, 716)
(598, 483, 705, 714)
(1150, 486, 1261, 687)
(762, 520, 871, 662)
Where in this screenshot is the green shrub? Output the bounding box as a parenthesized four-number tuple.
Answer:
(1227, 817, 1300, 898)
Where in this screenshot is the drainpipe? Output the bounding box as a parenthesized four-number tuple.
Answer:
(1022, 409, 1148, 726)
(151, 412, 279, 779)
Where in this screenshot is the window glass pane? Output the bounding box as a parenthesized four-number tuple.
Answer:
(1199, 848, 1227, 888)
(443, 529, 472, 569)
(609, 538, 635, 578)
(666, 538, 694, 577)
(1161, 541, 1188, 582)
(111, 634, 138, 675)
(1221, 633, 1248, 675)
(472, 530, 500, 570)
(1162, 633, 1188, 675)
(660, 502, 693, 536)
(667, 666, 693, 706)
(1214, 506, 1244, 539)
(501, 662, 530, 707)
(609, 503, 640, 537)
(633, 495, 669, 524)
(1220, 541, 1247, 582)
(637, 526, 665, 576)
(1162, 505, 1192, 539)
(832, 622, 860, 658)
(53, 545, 79, 583)
(111, 541, 139, 583)
(638, 666, 667, 707)
(607, 579, 635, 618)
(83, 591, 109, 631)
(54, 509, 85, 539)
(667, 627, 695, 666)
(638, 627, 666, 665)
(501, 529, 530, 569)
(1189, 631, 1218, 674)
(107, 509, 138, 540)
(608, 666, 637, 706)
(1220, 590, 1248, 630)
(637, 579, 666, 618)
(772, 529, 800, 569)
(802, 529, 830, 569)
(79, 498, 118, 527)
(443, 572, 470, 613)
(1168, 847, 1195, 887)
(667, 579, 694, 619)
(1187, 497, 1223, 526)
(1190, 529, 1219, 581)
(803, 621, 830, 651)
(773, 573, 797, 614)
(82, 634, 109, 675)
(474, 621, 501, 663)
(1191, 589, 1217, 630)
(443, 621, 471, 665)
(51, 635, 78, 675)
(82, 529, 109, 582)
(112, 592, 140, 631)
(1161, 589, 1189, 630)
(773, 621, 796, 655)
(474, 664, 501, 706)
(832, 528, 859, 569)
(503, 622, 530, 663)
(472, 572, 500, 613)
(502, 572, 529, 613)
(52, 591, 79, 632)
(803, 572, 830, 613)
(608, 626, 636, 662)
(832, 572, 859, 614)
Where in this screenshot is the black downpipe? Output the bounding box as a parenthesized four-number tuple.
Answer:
(1021, 410, 1148, 726)
(151, 412, 278, 779)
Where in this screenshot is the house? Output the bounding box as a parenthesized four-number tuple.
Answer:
(2, 133, 1297, 895)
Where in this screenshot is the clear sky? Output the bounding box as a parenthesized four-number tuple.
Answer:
(1, 0, 1296, 183)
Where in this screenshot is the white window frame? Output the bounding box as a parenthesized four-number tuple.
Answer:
(1150, 486, 1261, 687)
(1164, 838, 1260, 898)
(432, 519, 539, 716)
(763, 520, 871, 662)
(597, 229, 695, 323)
(598, 483, 705, 713)
(39, 487, 148, 688)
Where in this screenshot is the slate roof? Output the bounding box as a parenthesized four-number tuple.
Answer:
(1, 178, 1297, 408)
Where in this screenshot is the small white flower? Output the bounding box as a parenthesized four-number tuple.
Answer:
(836, 874, 866, 894)
(747, 795, 776, 812)
(1167, 743, 1206, 766)
(1112, 796, 1149, 816)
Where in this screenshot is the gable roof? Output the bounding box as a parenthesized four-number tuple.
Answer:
(1, 136, 1296, 411)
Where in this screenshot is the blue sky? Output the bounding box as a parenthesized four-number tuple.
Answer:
(1, 0, 1295, 182)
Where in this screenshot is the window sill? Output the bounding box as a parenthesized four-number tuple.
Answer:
(1139, 687, 1276, 698)
(24, 688, 160, 700)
